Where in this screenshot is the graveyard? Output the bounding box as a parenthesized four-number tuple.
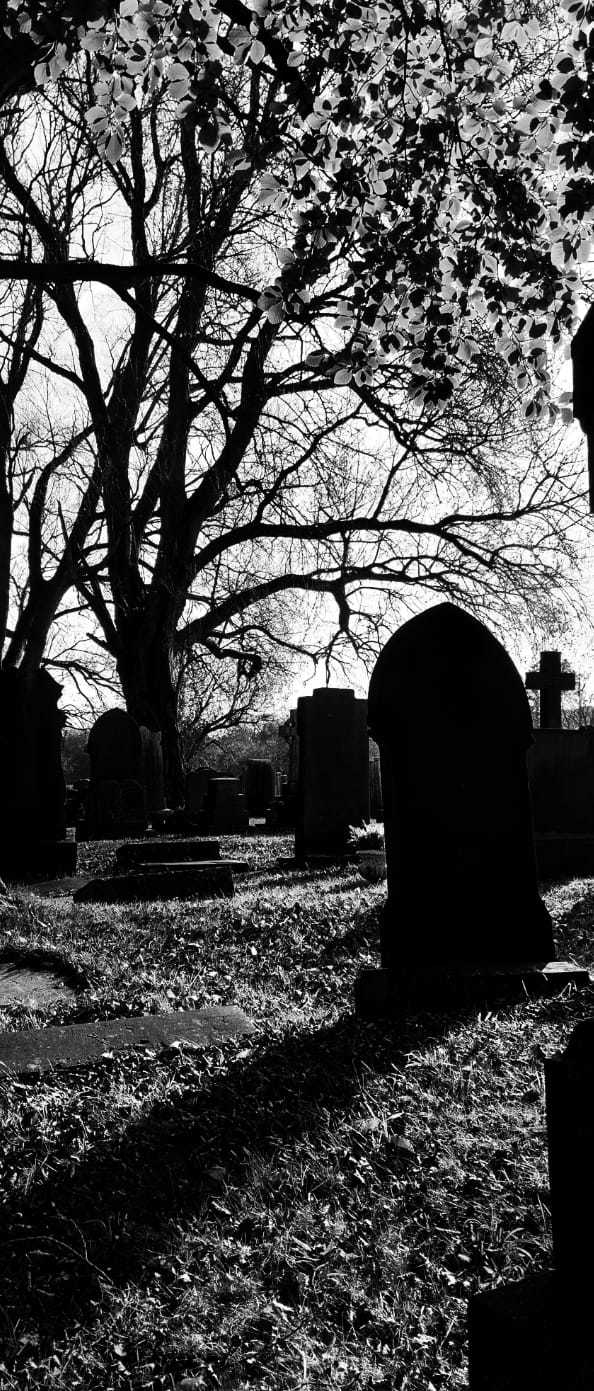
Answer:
(1, 606, 594, 1389)
(6, 5, 594, 1388)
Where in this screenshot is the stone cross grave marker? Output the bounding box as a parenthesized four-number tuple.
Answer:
(357, 603, 588, 1013)
(469, 1017, 594, 1389)
(525, 650, 575, 729)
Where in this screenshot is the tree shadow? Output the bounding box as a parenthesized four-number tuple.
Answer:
(0, 994, 484, 1353)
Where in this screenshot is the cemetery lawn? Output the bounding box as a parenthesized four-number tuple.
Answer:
(0, 840, 593, 1391)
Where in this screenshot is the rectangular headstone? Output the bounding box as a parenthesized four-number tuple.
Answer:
(0, 1006, 253, 1076)
(295, 688, 369, 858)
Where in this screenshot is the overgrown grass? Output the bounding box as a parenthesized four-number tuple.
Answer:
(0, 838, 592, 1390)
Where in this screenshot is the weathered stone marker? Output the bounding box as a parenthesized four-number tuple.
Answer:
(0, 1006, 254, 1076)
(357, 603, 588, 1012)
(295, 687, 369, 858)
(525, 650, 575, 728)
(469, 1020, 594, 1388)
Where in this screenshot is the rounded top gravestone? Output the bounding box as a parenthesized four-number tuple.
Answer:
(87, 709, 143, 782)
(369, 602, 533, 749)
(368, 603, 553, 968)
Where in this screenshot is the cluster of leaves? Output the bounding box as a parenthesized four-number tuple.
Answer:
(4, 0, 594, 418)
(0, 841, 592, 1388)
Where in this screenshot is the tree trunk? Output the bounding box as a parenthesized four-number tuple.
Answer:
(116, 625, 184, 806)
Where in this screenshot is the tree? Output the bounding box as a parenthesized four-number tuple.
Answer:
(0, 1, 593, 798)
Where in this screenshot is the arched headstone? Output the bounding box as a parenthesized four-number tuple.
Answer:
(368, 603, 552, 965)
(357, 605, 587, 1011)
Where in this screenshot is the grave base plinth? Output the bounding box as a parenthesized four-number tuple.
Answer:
(116, 838, 221, 871)
(0, 839, 77, 883)
(469, 1270, 592, 1390)
(355, 961, 590, 1017)
(535, 833, 594, 880)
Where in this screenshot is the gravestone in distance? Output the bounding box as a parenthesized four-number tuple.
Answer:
(295, 687, 369, 859)
(203, 777, 248, 833)
(525, 649, 594, 877)
(81, 709, 147, 839)
(245, 759, 276, 817)
(469, 1019, 594, 1388)
(0, 668, 76, 880)
(185, 767, 211, 816)
(357, 603, 587, 1013)
(525, 650, 575, 728)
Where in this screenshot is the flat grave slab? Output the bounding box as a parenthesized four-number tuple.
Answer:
(24, 876, 90, 898)
(73, 862, 235, 902)
(0, 957, 82, 1006)
(0, 1005, 254, 1076)
(116, 838, 221, 870)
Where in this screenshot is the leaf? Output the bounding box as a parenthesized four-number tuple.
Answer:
(333, 368, 352, 385)
(248, 39, 266, 65)
(474, 36, 493, 58)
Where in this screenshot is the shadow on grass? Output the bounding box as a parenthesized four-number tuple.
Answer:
(1, 919, 591, 1359)
(0, 991, 498, 1353)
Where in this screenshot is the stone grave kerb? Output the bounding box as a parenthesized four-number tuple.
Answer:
(525, 650, 576, 729)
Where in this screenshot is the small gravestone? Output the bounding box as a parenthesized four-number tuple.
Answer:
(0, 1005, 253, 1075)
(358, 604, 588, 1013)
(81, 709, 147, 839)
(245, 760, 276, 817)
(185, 767, 211, 816)
(203, 777, 248, 833)
(295, 688, 369, 859)
(469, 1020, 594, 1388)
(0, 668, 76, 880)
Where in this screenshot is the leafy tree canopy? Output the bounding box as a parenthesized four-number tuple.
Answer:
(2, 0, 592, 421)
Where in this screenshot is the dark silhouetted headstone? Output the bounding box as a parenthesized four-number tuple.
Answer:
(528, 727, 594, 876)
(185, 767, 211, 815)
(203, 777, 248, 833)
(358, 604, 587, 1012)
(81, 709, 147, 838)
(469, 1019, 594, 1388)
(245, 759, 276, 816)
(525, 650, 575, 728)
(295, 688, 369, 859)
(0, 668, 76, 880)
